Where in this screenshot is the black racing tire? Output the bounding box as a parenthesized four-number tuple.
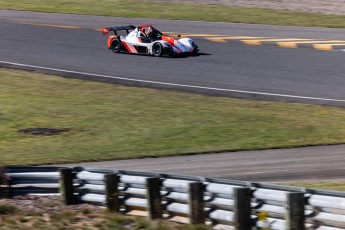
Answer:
(165, 47, 175, 57)
(152, 43, 163, 57)
(191, 41, 199, 56)
(111, 38, 121, 53)
(192, 49, 199, 56)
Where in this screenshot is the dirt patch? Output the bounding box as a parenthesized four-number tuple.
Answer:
(17, 128, 71, 135)
(0, 196, 189, 230)
(0, 195, 100, 215)
(0, 196, 105, 229)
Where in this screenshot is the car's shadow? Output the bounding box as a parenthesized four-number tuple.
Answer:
(192, 52, 212, 57)
(113, 52, 211, 58)
(164, 52, 212, 58)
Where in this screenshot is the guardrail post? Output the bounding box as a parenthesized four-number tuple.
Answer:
(105, 173, 120, 212)
(0, 175, 11, 198)
(234, 187, 252, 230)
(286, 192, 305, 230)
(146, 177, 162, 219)
(59, 168, 76, 205)
(188, 182, 205, 225)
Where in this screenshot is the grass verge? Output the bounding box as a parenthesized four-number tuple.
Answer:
(1, 0, 345, 28)
(282, 181, 345, 192)
(2, 68, 345, 165)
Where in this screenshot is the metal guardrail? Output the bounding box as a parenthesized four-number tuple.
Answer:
(2, 166, 345, 229)
(3, 166, 63, 196)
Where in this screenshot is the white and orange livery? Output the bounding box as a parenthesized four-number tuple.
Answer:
(102, 24, 199, 57)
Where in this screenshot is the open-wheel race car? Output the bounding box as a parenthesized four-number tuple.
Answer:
(101, 24, 199, 57)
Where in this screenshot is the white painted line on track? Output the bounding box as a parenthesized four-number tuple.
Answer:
(1, 60, 345, 103)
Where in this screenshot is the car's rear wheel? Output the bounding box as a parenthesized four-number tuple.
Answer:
(111, 38, 121, 53)
(152, 43, 163, 57)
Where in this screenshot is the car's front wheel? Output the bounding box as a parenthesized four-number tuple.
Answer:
(111, 38, 121, 53)
(191, 41, 199, 55)
(152, 43, 163, 57)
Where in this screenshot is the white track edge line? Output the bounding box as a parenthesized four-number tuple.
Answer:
(1, 61, 345, 103)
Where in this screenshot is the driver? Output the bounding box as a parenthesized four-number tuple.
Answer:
(139, 27, 147, 37)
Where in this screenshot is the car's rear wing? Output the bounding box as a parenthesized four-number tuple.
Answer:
(101, 25, 136, 35)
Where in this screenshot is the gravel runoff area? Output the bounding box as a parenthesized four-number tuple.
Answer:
(153, 0, 345, 15)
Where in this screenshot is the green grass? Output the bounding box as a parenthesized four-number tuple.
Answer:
(2, 68, 345, 165)
(0, 203, 17, 215)
(1, 0, 345, 28)
(283, 181, 345, 192)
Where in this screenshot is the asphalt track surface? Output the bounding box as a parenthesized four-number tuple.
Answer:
(1, 11, 345, 182)
(1, 10, 345, 106)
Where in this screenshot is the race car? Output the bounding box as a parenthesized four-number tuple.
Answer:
(101, 24, 199, 57)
